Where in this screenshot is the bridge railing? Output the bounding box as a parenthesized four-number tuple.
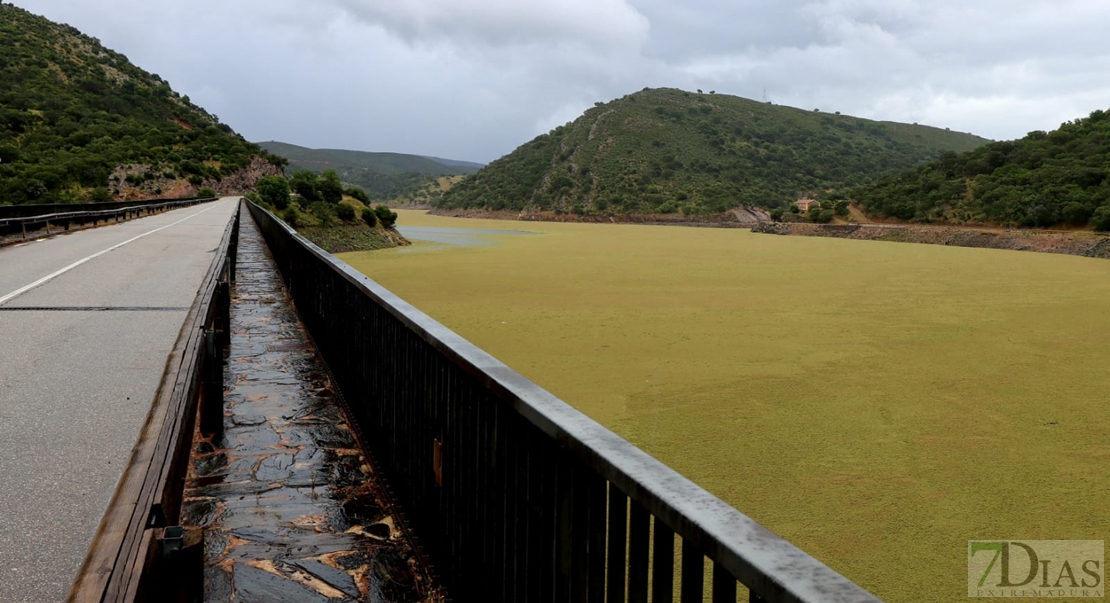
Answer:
(248, 201, 883, 603)
(0, 196, 217, 239)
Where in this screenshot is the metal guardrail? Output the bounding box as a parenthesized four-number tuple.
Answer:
(247, 201, 884, 603)
(0, 197, 217, 239)
(68, 203, 239, 603)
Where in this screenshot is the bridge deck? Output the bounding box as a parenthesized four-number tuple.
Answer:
(0, 198, 239, 603)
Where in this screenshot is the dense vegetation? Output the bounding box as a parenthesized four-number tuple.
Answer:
(852, 109, 1110, 229)
(0, 3, 283, 204)
(251, 171, 398, 232)
(438, 88, 988, 215)
(257, 141, 481, 203)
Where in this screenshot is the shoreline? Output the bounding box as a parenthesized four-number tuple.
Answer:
(751, 222, 1110, 260)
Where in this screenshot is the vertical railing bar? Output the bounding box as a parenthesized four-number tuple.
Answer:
(652, 519, 674, 603)
(606, 484, 628, 603)
(628, 500, 650, 603)
(586, 472, 607, 602)
(554, 456, 574, 602)
(570, 462, 590, 603)
(680, 538, 704, 603)
(712, 561, 737, 603)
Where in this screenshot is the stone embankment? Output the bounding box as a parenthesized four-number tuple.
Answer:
(752, 222, 1110, 259)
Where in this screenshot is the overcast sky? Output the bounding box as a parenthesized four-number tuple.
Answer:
(23, 0, 1110, 163)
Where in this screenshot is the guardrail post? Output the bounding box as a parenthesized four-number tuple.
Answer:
(228, 212, 239, 284)
(142, 526, 204, 603)
(200, 327, 223, 435)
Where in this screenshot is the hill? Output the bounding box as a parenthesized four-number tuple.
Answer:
(851, 109, 1110, 229)
(257, 141, 482, 203)
(0, 3, 284, 204)
(437, 88, 989, 215)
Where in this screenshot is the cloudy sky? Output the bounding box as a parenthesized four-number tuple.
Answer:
(24, 0, 1110, 163)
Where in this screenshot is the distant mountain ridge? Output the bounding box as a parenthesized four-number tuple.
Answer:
(257, 141, 483, 203)
(0, 3, 283, 203)
(438, 87, 989, 215)
(257, 141, 483, 176)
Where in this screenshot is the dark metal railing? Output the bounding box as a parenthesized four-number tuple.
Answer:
(247, 201, 883, 603)
(68, 203, 239, 603)
(0, 197, 217, 239)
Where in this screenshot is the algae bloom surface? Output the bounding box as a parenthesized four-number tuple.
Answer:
(340, 210, 1110, 603)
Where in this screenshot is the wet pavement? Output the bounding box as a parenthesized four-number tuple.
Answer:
(182, 214, 442, 603)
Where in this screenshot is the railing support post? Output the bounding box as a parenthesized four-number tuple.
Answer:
(200, 327, 223, 435)
(141, 526, 204, 603)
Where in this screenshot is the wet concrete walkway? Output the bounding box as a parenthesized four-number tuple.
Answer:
(182, 213, 442, 602)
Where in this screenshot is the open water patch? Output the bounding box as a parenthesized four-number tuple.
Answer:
(397, 226, 537, 249)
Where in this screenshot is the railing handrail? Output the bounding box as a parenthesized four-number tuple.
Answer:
(0, 197, 217, 227)
(248, 201, 882, 603)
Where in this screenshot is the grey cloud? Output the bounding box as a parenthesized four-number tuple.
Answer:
(20, 0, 1110, 162)
(329, 0, 650, 50)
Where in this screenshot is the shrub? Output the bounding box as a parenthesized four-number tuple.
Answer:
(87, 187, 113, 203)
(770, 207, 784, 222)
(373, 205, 398, 228)
(344, 187, 370, 203)
(361, 207, 378, 227)
(1091, 206, 1110, 231)
(282, 206, 300, 227)
(244, 192, 262, 204)
(310, 201, 336, 227)
(335, 203, 356, 221)
(834, 200, 850, 217)
(197, 186, 217, 198)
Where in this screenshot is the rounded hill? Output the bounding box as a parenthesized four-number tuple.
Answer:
(438, 88, 989, 215)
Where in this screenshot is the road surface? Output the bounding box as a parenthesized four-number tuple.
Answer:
(0, 198, 239, 603)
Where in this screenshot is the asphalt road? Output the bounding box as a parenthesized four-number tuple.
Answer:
(0, 198, 239, 603)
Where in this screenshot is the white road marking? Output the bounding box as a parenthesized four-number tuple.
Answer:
(0, 202, 222, 306)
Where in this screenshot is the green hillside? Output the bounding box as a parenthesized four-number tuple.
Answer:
(438, 88, 989, 215)
(0, 3, 283, 204)
(852, 109, 1110, 229)
(257, 141, 482, 202)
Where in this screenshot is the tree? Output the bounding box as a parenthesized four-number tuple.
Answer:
(197, 186, 216, 198)
(770, 207, 784, 221)
(256, 175, 290, 209)
(289, 170, 320, 202)
(1061, 202, 1092, 226)
(834, 200, 850, 217)
(373, 205, 397, 228)
(319, 169, 343, 204)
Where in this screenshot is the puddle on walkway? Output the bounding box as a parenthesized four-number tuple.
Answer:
(396, 225, 536, 249)
(183, 215, 443, 603)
